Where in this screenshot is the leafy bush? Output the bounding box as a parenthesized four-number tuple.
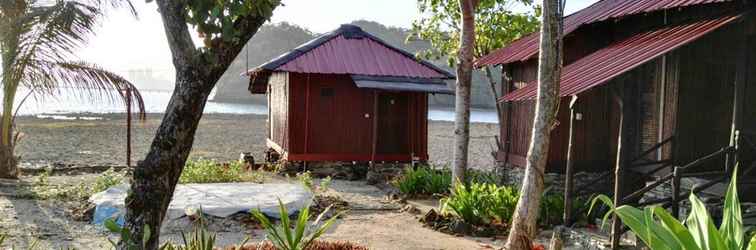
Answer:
(591, 166, 756, 250)
(250, 200, 340, 250)
(440, 183, 519, 225)
(393, 166, 452, 196)
(297, 171, 314, 190)
(180, 159, 263, 184)
(440, 182, 569, 227)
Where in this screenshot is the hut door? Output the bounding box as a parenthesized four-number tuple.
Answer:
(376, 92, 409, 154)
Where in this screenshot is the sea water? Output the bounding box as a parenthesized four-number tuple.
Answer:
(8, 88, 498, 123)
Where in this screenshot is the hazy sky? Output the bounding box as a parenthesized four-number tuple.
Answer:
(77, 0, 599, 83)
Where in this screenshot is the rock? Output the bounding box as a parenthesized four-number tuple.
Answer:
(400, 204, 420, 214)
(449, 220, 473, 235)
(420, 208, 440, 224)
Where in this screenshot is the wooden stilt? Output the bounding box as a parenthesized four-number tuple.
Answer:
(728, 21, 748, 171)
(671, 166, 681, 218)
(563, 95, 578, 226)
(611, 80, 639, 249)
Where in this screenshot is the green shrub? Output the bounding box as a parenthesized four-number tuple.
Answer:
(440, 182, 518, 225)
(440, 183, 569, 227)
(250, 200, 340, 250)
(591, 166, 756, 250)
(393, 166, 451, 196)
(180, 159, 263, 184)
(297, 171, 314, 190)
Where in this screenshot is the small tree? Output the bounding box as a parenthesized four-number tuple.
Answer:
(505, 0, 563, 249)
(119, 0, 280, 248)
(411, 0, 540, 142)
(0, 0, 145, 179)
(411, 0, 540, 186)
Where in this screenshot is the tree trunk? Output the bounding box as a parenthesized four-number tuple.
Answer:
(505, 0, 563, 249)
(452, 0, 477, 186)
(118, 0, 271, 248)
(483, 66, 504, 133)
(0, 144, 18, 179)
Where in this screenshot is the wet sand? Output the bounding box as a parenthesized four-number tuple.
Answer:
(15, 113, 500, 170)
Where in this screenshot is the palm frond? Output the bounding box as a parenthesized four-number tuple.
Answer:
(22, 60, 146, 119)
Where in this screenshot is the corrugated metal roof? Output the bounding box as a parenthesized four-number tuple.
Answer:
(476, 0, 731, 66)
(247, 24, 454, 79)
(502, 14, 740, 101)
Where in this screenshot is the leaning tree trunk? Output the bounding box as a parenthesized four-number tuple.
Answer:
(505, 0, 563, 249)
(118, 0, 272, 248)
(452, 0, 477, 187)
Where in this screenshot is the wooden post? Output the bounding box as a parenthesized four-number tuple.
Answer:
(728, 20, 748, 171)
(501, 65, 514, 165)
(671, 166, 681, 218)
(611, 80, 638, 249)
(126, 88, 132, 168)
(371, 91, 378, 167)
(563, 95, 578, 226)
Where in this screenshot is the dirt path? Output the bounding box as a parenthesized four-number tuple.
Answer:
(0, 173, 501, 249)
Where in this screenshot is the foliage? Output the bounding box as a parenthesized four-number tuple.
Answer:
(250, 200, 341, 250)
(393, 166, 502, 196)
(179, 159, 264, 184)
(25, 168, 123, 200)
(441, 182, 519, 225)
(319, 176, 332, 191)
(104, 218, 152, 250)
(179, 0, 281, 46)
(590, 167, 756, 250)
(440, 182, 569, 227)
(297, 171, 314, 190)
(393, 166, 452, 196)
(410, 0, 540, 66)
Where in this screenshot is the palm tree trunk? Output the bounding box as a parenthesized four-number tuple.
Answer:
(0, 30, 20, 179)
(452, 0, 477, 187)
(505, 0, 563, 249)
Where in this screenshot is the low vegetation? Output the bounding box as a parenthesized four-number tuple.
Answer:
(392, 165, 502, 197)
(179, 159, 265, 184)
(251, 200, 341, 250)
(591, 167, 756, 250)
(440, 182, 518, 225)
(23, 168, 123, 200)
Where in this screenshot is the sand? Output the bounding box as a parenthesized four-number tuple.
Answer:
(14, 113, 500, 170)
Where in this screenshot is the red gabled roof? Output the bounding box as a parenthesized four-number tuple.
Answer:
(476, 0, 731, 66)
(276, 35, 448, 78)
(502, 14, 740, 101)
(247, 24, 454, 79)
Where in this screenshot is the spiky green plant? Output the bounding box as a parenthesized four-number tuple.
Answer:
(250, 200, 340, 250)
(591, 166, 756, 250)
(0, 0, 145, 178)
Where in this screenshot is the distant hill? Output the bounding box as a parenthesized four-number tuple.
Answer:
(212, 20, 498, 109)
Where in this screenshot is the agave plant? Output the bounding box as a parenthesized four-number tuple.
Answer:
(250, 200, 341, 250)
(0, 0, 145, 178)
(590, 166, 756, 250)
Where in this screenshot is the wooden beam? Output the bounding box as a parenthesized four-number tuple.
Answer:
(671, 167, 681, 218)
(563, 95, 578, 226)
(501, 64, 515, 165)
(728, 19, 748, 170)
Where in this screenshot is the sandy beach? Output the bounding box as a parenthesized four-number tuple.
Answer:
(15, 113, 500, 170)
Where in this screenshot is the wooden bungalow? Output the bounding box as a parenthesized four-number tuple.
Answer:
(246, 24, 454, 164)
(478, 0, 756, 247)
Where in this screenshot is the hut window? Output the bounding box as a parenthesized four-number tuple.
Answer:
(320, 88, 334, 97)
